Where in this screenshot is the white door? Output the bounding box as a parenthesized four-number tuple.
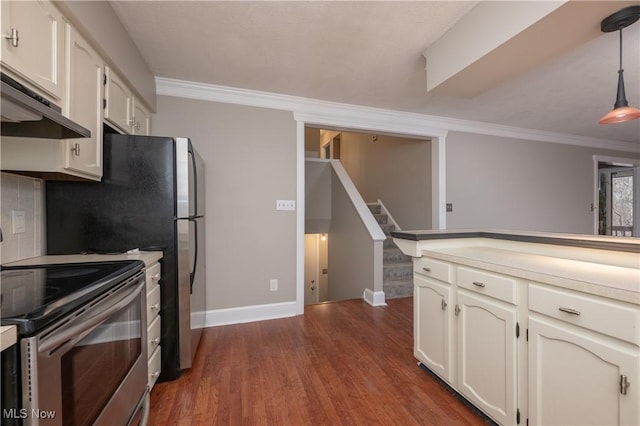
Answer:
(457, 290, 518, 426)
(529, 316, 640, 426)
(64, 23, 102, 178)
(414, 275, 453, 383)
(304, 234, 320, 305)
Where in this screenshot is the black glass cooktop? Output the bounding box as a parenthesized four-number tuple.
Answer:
(1, 260, 144, 335)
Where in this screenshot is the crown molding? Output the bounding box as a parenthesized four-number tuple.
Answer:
(156, 76, 639, 153)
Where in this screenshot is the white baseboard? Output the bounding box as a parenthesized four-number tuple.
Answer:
(363, 288, 387, 306)
(199, 301, 299, 327)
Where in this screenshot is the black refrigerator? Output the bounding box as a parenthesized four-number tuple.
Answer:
(46, 134, 206, 382)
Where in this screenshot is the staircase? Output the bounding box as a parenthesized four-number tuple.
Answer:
(367, 203, 413, 299)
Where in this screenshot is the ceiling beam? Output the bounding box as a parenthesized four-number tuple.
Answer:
(423, 1, 638, 98)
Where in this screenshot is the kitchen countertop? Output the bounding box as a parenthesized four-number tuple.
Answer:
(390, 229, 640, 253)
(1, 326, 17, 351)
(391, 230, 640, 305)
(3, 251, 163, 268)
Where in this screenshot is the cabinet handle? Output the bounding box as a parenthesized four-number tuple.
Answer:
(150, 303, 160, 312)
(558, 307, 581, 316)
(454, 304, 461, 316)
(151, 370, 160, 379)
(620, 375, 630, 395)
(472, 281, 485, 288)
(151, 273, 160, 283)
(441, 299, 447, 310)
(150, 337, 160, 346)
(5, 28, 19, 47)
(422, 267, 431, 273)
(135, 121, 141, 130)
(71, 143, 81, 157)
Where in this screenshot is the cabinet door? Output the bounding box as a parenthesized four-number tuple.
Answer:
(63, 24, 102, 179)
(529, 316, 640, 426)
(132, 98, 151, 135)
(457, 290, 518, 425)
(104, 66, 132, 133)
(414, 275, 453, 383)
(1, 0, 63, 99)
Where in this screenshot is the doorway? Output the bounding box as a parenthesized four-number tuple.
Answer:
(304, 233, 328, 305)
(594, 156, 640, 237)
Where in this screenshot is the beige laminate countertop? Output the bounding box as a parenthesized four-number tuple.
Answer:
(421, 246, 640, 305)
(3, 251, 163, 268)
(1, 326, 17, 351)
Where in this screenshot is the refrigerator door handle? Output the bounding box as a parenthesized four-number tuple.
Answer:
(189, 217, 198, 294)
(188, 145, 198, 217)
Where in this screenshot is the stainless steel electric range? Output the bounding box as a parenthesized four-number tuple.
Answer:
(0, 261, 149, 426)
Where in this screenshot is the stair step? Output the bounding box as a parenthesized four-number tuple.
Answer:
(383, 248, 413, 264)
(383, 237, 398, 249)
(380, 223, 396, 235)
(373, 213, 388, 225)
(383, 263, 412, 281)
(383, 280, 414, 299)
(367, 203, 381, 214)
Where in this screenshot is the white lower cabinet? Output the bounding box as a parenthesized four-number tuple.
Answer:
(529, 316, 639, 426)
(414, 255, 640, 426)
(146, 261, 162, 391)
(457, 290, 518, 425)
(528, 282, 640, 426)
(414, 260, 520, 425)
(414, 275, 453, 382)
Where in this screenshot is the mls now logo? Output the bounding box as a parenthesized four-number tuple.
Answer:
(3, 408, 56, 420)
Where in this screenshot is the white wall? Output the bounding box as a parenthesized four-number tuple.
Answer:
(445, 132, 640, 233)
(0, 173, 45, 263)
(152, 96, 297, 310)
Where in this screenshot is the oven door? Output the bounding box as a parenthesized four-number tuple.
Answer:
(21, 272, 148, 426)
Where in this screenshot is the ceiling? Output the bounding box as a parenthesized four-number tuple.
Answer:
(110, 1, 640, 145)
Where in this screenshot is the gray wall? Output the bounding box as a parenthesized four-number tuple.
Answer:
(338, 132, 432, 230)
(305, 160, 332, 233)
(445, 132, 640, 233)
(328, 170, 376, 301)
(153, 96, 297, 310)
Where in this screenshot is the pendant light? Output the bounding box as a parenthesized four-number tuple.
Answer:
(599, 6, 640, 125)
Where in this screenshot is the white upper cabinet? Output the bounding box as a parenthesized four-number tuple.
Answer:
(104, 66, 132, 133)
(0, 0, 64, 100)
(132, 98, 151, 135)
(63, 22, 103, 179)
(104, 66, 152, 135)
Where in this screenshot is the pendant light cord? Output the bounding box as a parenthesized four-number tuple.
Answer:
(618, 28, 623, 71)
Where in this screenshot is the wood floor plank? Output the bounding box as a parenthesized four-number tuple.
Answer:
(148, 297, 488, 425)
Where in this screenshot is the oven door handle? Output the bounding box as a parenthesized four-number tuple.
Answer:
(39, 278, 145, 354)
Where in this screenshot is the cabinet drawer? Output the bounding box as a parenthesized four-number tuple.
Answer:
(147, 284, 160, 325)
(146, 262, 161, 293)
(148, 346, 161, 390)
(457, 266, 517, 305)
(147, 315, 161, 358)
(414, 257, 452, 283)
(529, 283, 639, 345)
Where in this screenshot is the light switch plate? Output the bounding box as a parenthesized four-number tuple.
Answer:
(276, 200, 295, 211)
(11, 210, 26, 234)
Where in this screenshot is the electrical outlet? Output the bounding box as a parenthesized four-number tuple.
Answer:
(276, 200, 295, 211)
(270, 279, 278, 291)
(446, 203, 453, 213)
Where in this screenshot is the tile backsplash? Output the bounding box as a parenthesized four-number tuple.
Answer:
(0, 172, 45, 264)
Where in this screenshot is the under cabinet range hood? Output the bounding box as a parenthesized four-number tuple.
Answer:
(0, 72, 90, 139)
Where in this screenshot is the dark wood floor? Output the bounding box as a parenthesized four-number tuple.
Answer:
(148, 297, 487, 425)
